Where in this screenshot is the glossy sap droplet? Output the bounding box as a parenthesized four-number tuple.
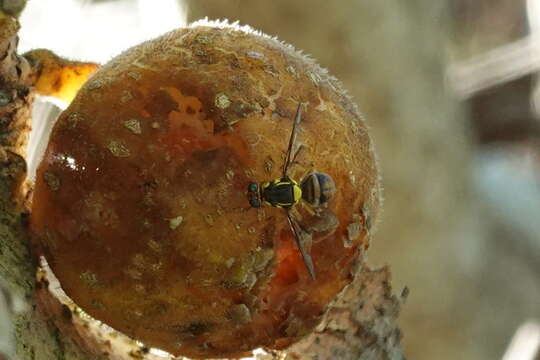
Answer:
(30, 24, 380, 358)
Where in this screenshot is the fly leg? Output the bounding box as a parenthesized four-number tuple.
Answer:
(289, 204, 303, 222)
(301, 200, 319, 216)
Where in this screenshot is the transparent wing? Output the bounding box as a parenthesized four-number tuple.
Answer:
(283, 102, 303, 177)
(287, 211, 316, 279)
(291, 144, 306, 166)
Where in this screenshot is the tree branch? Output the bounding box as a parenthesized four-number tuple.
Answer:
(289, 266, 406, 360)
(0, 11, 94, 360)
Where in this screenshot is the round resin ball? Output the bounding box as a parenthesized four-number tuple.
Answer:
(31, 24, 380, 358)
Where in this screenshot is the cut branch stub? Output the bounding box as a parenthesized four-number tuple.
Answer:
(29, 23, 381, 358)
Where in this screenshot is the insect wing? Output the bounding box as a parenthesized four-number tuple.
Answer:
(283, 102, 303, 177)
(287, 212, 316, 279)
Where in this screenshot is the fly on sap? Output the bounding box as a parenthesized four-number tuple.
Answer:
(247, 102, 337, 279)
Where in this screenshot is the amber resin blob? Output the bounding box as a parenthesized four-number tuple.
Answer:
(30, 23, 380, 359)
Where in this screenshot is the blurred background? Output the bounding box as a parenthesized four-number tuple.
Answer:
(17, 0, 540, 359)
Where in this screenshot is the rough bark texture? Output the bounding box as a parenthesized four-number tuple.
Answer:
(0, 3, 409, 360)
(0, 12, 35, 360)
(288, 266, 406, 360)
(0, 9, 96, 360)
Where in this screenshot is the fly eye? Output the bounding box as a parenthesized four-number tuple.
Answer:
(250, 199, 261, 208)
(248, 183, 258, 192)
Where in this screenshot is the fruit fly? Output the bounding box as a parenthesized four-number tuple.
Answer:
(247, 103, 336, 279)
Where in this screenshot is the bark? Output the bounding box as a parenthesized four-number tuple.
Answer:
(288, 266, 406, 360)
(0, 10, 95, 360)
(0, 12, 36, 360)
